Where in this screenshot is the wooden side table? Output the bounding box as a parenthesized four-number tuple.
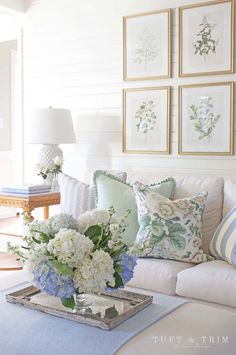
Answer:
(0, 192, 60, 221)
(0, 193, 60, 271)
(0, 192, 60, 271)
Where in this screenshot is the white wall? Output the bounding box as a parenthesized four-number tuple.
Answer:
(23, 0, 236, 184)
(0, 0, 25, 12)
(0, 40, 17, 151)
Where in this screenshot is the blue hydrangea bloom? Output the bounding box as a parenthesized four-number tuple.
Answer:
(33, 260, 76, 299)
(121, 254, 137, 285)
(105, 254, 137, 293)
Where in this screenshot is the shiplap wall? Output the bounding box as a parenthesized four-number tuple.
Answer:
(23, 0, 236, 184)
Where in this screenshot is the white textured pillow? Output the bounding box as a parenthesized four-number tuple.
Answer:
(59, 173, 94, 219)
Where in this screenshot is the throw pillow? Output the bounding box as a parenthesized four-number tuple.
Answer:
(133, 181, 214, 263)
(210, 207, 236, 265)
(59, 171, 127, 219)
(59, 173, 95, 218)
(93, 170, 176, 246)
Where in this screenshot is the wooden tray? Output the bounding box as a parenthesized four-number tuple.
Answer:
(6, 285, 153, 330)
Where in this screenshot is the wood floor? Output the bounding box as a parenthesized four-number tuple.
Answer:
(0, 216, 23, 270)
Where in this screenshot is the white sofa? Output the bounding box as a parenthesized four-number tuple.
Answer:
(1, 173, 236, 313)
(125, 173, 236, 310)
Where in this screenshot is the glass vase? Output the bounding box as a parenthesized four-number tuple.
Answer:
(75, 293, 92, 310)
(51, 173, 60, 192)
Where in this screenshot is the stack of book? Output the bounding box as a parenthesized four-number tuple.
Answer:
(1, 184, 51, 195)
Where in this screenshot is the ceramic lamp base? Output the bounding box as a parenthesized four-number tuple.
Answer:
(38, 144, 63, 169)
(38, 144, 63, 185)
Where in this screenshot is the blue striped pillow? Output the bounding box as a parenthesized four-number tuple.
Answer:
(210, 207, 236, 265)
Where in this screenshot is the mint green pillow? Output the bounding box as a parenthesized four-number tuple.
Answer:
(93, 170, 176, 246)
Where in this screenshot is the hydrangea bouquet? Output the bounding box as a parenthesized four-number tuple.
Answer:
(9, 208, 137, 310)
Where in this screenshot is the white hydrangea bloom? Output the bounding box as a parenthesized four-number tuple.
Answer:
(25, 220, 51, 245)
(25, 243, 49, 270)
(108, 223, 124, 250)
(77, 209, 111, 234)
(47, 229, 94, 269)
(73, 249, 115, 294)
(49, 214, 78, 234)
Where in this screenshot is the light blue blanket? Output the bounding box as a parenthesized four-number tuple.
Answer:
(0, 283, 186, 355)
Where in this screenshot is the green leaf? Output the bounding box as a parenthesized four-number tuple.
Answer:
(169, 223, 186, 237)
(85, 225, 102, 241)
(61, 296, 75, 310)
(52, 260, 74, 277)
(32, 236, 41, 244)
(149, 221, 165, 237)
(39, 232, 50, 243)
(110, 245, 127, 257)
(168, 223, 186, 250)
(168, 235, 186, 250)
(114, 271, 124, 288)
(149, 234, 164, 246)
(115, 264, 122, 273)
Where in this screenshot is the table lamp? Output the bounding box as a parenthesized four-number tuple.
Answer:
(26, 107, 76, 170)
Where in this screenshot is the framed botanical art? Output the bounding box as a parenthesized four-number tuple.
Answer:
(179, 0, 234, 77)
(178, 82, 234, 155)
(122, 86, 170, 154)
(123, 9, 171, 81)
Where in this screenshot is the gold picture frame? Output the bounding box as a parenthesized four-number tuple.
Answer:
(122, 86, 171, 154)
(179, 0, 235, 77)
(123, 9, 171, 81)
(178, 82, 234, 155)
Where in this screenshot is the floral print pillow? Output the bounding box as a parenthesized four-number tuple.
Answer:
(133, 182, 214, 264)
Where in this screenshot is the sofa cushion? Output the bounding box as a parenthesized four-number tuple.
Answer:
(93, 170, 176, 246)
(176, 260, 236, 307)
(210, 207, 236, 265)
(128, 173, 223, 254)
(127, 258, 194, 295)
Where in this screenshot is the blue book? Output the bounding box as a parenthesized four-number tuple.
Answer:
(1, 189, 51, 195)
(1, 184, 51, 194)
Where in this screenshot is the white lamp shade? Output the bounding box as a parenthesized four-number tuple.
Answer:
(26, 108, 76, 144)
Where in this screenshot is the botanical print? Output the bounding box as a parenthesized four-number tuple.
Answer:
(133, 26, 159, 71)
(124, 9, 170, 80)
(179, 0, 233, 76)
(193, 16, 219, 63)
(179, 82, 233, 155)
(132, 182, 214, 264)
(123, 86, 170, 154)
(189, 97, 221, 141)
(135, 100, 157, 143)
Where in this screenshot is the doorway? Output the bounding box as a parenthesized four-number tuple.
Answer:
(0, 11, 23, 218)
